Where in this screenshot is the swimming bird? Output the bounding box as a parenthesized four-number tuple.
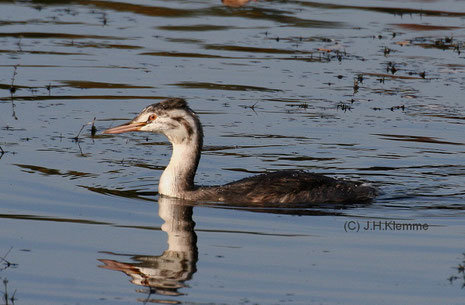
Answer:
(103, 98, 377, 205)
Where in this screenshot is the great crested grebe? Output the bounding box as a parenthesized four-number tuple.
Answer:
(103, 98, 377, 205)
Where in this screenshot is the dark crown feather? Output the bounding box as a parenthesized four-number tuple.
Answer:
(159, 98, 188, 110)
(142, 98, 190, 114)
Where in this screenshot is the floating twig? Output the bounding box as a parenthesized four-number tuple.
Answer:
(17, 37, 22, 52)
(46, 83, 52, 95)
(0, 247, 17, 271)
(241, 101, 260, 114)
(101, 12, 108, 26)
(76, 140, 84, 156)
(73, 124, 87, 142)
(9, 66, 19, 120)
(91, 117, 97, 137)
(74, 118, 97, 141)
(9, 65, 18, 96)
(2, 278, 17, 305)
(140, 286, 156, 305)
(9, 97, 18, 121)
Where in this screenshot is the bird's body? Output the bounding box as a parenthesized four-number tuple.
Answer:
(181, 170, 376, 205)
(103, 98, 377, 205)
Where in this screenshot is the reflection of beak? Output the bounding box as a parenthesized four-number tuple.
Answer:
(102, 122, 146, 134)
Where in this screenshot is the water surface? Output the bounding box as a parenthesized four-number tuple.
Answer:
(0, 0, 464, 304)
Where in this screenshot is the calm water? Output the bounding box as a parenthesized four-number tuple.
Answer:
(0, 0, 464, 304)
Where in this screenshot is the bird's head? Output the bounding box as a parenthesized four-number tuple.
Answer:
(103, 98, 203, 145)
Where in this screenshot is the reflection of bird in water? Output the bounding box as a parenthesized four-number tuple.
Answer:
(99, 197, 197, 297)
(103, 98, 377, 205)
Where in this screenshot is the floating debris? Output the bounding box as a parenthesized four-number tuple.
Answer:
(91, 117, 97, 137)
(387, 62, 397, 74)
(0, 247, 18, 271)
(353, 79, 360, 95)
(9, 65, 18, 95)
(448, 253, 465, 288)
(46, 83, 52, 95)
(73, 124, 86, 142)
(384, 47, 391, 56)
(390, 105, 405, 111)
(74, 118, 98, 141)
(2, 278, 17, 305)
(337, 102, 352, 112)
(241, 101, 260, 113)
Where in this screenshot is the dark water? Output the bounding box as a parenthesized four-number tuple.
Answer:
(0, 0, 464, 304)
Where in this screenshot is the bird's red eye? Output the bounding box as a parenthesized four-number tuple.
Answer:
(148, 114, 157, 121)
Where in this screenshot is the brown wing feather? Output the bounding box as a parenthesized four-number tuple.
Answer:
(193, 170, 376, 205)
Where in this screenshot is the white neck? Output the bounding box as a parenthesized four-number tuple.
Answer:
(158, 137, 201, 198)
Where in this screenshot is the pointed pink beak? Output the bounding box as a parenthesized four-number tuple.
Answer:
(102, 122, 146, 134)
